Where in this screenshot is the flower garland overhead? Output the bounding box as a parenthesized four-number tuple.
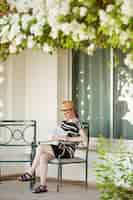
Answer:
(0, 0, 133, 68)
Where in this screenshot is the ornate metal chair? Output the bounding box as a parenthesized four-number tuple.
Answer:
(48, 121, 89, 192)
(0, 120, 37, 186)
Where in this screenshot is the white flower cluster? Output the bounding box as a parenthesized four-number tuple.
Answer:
(121, 0, 133, 18)
(124, 53, 133, 69)
(7, 0, 45, 14)
(7, 0, 34, 13)
(0, 12, 53, 53)
(0, 0, 132, 69)
(98, 1, 132, 69)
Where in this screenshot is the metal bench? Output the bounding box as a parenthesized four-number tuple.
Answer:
(0, 120, 37, 186)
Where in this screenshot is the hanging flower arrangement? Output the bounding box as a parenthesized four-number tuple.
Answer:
(0, 0, 132, 68)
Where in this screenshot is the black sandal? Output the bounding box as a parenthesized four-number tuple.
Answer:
(32, 185, 48, 193)
(18, 172, 34, 182)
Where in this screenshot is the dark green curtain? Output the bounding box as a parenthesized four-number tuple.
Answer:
(72, 49, 133, 139)
(72, 49, 111, 138)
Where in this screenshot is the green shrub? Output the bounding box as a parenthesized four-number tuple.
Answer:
(94, 137, 133, 200)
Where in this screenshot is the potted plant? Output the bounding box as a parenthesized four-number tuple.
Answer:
(94, 137, 133, 200)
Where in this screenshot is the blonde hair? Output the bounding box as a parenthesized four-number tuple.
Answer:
(61, 100, 79, 118)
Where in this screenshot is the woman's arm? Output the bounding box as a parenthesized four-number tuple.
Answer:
(48, 128, 87, 145)
(66, 128, 87, 145)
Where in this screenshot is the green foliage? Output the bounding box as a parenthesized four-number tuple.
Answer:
(0, 43, 9, 61)
(0, 0, 9, 13)
(94, 136, 133, 200)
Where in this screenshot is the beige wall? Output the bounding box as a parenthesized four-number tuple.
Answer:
(25, 49, 58, 141)
(3, 49, 58, 139)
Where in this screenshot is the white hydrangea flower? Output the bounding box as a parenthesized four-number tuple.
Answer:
(0, 25, 10, 44)
(30, 23, 43, 36)
(42, 43, 53, 53)
(80, 7, 87, 17)
(69, 20, 82, 35)
(99, 10, 109, 25)
(70, 20, 81, 30)
(0, 16, 9, 25)
(106, 4, 114, 13)
(79, 31, 89, 41)
(47, 14, 57, 27)
(8, 0, 46, 14)
(59, 1, 70, 15)
(119, 31, 129, 45)
(72, 7, 79, 14)
(46, 0, 57, 9)
(60, 23, 72, 35)
(7, 0, 33, 13)
(9, 14, 20, 25)
(50, 29, 58, 39)
(32, 0, 46, 15)
(47, 0, 70, 30)
(47, 6, 60, 27)
(8, 24, 20, 41)
(70, 21, 90, 41)
(109, 18, 116, 26)
(27, 36, 35, 48)
(15, 33, 25, 45)
(47, 0, 69, 15)
(9, 42, 17, 53)
(124, 53, 133, 69)
(21, 14, 35, 30)
(87, 44, 95, 56)
(121, 0, 133, 18)
(87, 27, 96, 40)
(121, 15, 129, 25)
(36, 14, 46, 26)
(72, 33, 79, 42)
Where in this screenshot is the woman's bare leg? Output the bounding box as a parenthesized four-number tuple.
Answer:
(27, 145, 42, 175)
(28, 144, 54, 175)
(39, 153, 54, 186)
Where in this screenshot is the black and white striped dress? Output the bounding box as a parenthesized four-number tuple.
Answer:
(51, 119, 81, 159)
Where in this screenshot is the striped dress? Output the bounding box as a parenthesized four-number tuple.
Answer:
(51, 119, 81, 159)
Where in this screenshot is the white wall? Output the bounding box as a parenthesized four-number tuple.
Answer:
(4, 49, 58, 139)
(25, 49, 58, 141)
(0, 49, 58, 174)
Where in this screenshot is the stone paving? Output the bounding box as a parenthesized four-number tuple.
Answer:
(0, 180, 100, 200)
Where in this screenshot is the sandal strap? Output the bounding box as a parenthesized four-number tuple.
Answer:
(18, 172, 33, 181)
(33, 185, 48, 193)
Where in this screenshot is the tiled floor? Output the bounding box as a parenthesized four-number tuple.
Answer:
(0, 180, 100, 200)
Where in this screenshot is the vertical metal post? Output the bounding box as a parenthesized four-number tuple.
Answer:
(110, 48, 114, 140)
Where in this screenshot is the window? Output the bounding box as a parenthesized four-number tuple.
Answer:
(72, 49, 133, 139)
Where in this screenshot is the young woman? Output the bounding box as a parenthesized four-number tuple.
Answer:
(18, 100, 87, 193)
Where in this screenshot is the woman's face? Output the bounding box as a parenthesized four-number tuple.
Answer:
(63, 108, 75, 120)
